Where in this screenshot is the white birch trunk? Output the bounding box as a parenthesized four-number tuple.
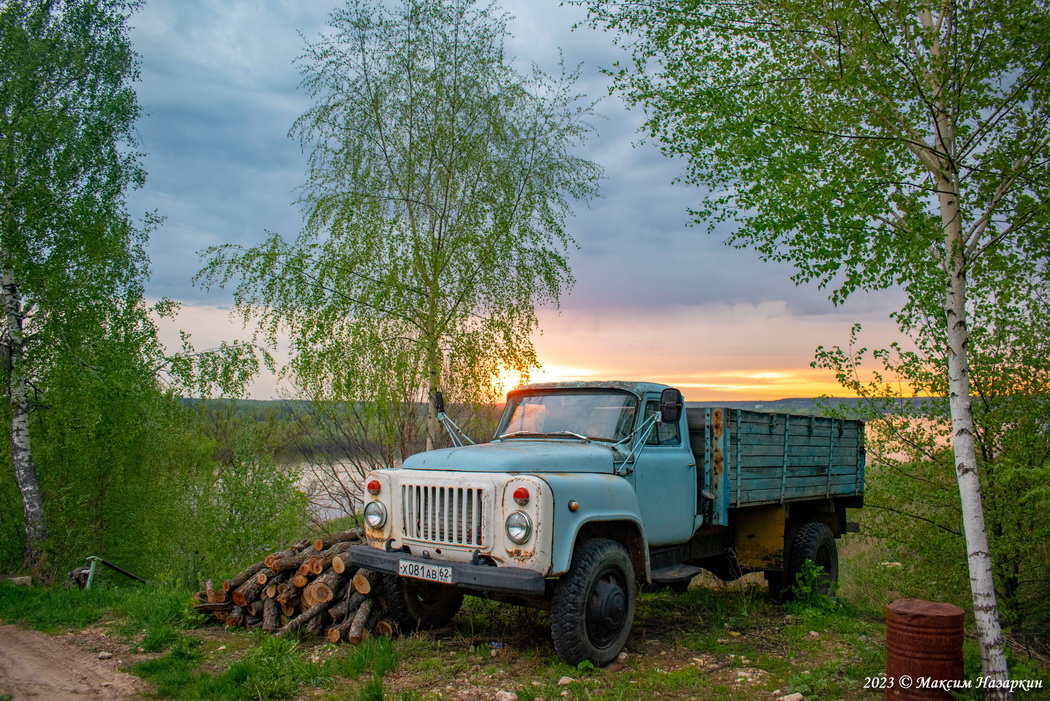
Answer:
(939, 190, 1011, 698)
(424, 340, 440, 452)
(1, 266, 46, 570)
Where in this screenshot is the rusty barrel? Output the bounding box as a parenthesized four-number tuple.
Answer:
(886, 598, 965, 700)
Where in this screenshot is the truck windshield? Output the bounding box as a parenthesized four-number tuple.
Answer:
(497, 391, 638, 442)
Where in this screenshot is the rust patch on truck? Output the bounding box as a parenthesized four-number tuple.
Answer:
(711, 408, 724, 480)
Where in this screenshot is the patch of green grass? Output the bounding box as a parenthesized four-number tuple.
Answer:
(327, 635, 398, 679)
(111, 586, 199, 651)
(135, 633, 335, 700)
(0, 580, 202, 654)
(0, 581, 123, 631)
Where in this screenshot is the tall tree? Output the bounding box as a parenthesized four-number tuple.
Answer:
(578, 0, 1050, 691)
(0, 0, 146, 571)
(199, 0, 601, 452)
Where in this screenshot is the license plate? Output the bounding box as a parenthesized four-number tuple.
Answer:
(398, 559, 453, 584)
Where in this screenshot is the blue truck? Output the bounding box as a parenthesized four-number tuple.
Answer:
(349, 381, 865, 666)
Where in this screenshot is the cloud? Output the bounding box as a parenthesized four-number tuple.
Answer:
(531, 301, 901, 400)
(128, 0, 907, 399)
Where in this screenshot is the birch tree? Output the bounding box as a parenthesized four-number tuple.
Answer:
(578, 0, 1050, 691)
(199, 0, 601, 453)
(0, 0, 147, 571)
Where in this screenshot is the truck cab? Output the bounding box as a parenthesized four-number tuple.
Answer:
(349, 380, 864, 666)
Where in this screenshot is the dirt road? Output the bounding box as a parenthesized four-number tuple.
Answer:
(0, 625, 145, 699)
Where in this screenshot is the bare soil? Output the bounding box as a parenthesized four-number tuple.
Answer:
(0, 624, 146, 700)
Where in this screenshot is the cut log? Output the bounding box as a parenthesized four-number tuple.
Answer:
(304, 583, 326, 607)
(314, 528, 362, 551)
(193, 601, 235, 613)
(327, 605, 359, 642)
(328, 590, 366, 622)
(262, 597, 279, 632)
(277, 598, 338, 637)
(280, 601, 297, 618)
(291, 573, 309, 589)
(375, 617, 396, 637)
(331, 555, 349, 575)
(225, 605, 245, 628)
(301, 585, 316, 610)
(265, 545, 298, 569)
(278, 578, 306, 605)
(347, 598, 376, 645)
(307, 556, 323, 576)
(317, 542, 353, 570)
(305, 613, 328, 636)
(232, 568, 274, 607)
(352, 568, 379, 595)
(269, 549, 314, 573)
(223, 561, 267, 592)
(255, 571, 269, 586)
(304, 568, 349, 607)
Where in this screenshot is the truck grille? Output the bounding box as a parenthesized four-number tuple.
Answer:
(400, 483, 485, 547)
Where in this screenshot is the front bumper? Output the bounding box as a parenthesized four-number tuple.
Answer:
(349, 545, 547, 596)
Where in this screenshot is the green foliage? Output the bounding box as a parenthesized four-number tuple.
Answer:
(578, 0, 1050, 307)
(785, 561, 840, 615)
(198, 0, 602, 454)
(0, 379, 308, 584)
(816, 315, 1050, 650)
(0, 0, 151, 568)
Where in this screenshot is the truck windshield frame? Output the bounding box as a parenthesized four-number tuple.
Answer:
(496, 389, 639, 443)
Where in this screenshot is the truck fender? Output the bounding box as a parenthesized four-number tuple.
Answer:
(536, 473, 650, 579)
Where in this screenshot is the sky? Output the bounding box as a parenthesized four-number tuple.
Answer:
(127, 0, 905, 402)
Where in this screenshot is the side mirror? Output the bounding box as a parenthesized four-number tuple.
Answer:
(434, 391, 445, 414)
(659, 388, 682, 424)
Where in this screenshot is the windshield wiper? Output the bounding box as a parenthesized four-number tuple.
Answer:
(498, 430, 589, 441)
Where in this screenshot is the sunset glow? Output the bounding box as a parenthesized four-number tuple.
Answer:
(154, 301, 894, 402)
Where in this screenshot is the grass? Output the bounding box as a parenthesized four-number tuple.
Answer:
(0, 573, 1047, 700)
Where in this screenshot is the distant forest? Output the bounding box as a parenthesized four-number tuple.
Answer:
(187, 394, 934, 428)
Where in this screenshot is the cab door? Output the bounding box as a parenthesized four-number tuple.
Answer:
(627, 396, 697, 545)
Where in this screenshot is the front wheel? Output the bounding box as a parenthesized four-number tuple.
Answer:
(550, 538, 637, 667)
(381, 575, 464, 631)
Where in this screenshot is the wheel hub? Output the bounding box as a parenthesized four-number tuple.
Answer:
(589, 574, 626, 637)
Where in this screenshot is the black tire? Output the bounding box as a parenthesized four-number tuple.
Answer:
(550, 538, 637, 667)
(381, 575, 464, 631)
(786, 522, 838, 596)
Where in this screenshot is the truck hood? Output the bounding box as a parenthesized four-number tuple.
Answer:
(402, 440, 618, 474)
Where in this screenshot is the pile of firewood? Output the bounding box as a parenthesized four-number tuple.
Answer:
(194, 528, 395, 644)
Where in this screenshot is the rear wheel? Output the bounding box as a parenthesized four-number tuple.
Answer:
(786, 522, 838, 596)
(381, 575, 464, 630)
(551, 538, 637, 667)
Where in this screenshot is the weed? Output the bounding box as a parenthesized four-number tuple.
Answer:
(785, 560, 840, 614)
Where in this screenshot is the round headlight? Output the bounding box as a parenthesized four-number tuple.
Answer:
(505, 510, 532, 544)
(363, 500, 387, 529)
